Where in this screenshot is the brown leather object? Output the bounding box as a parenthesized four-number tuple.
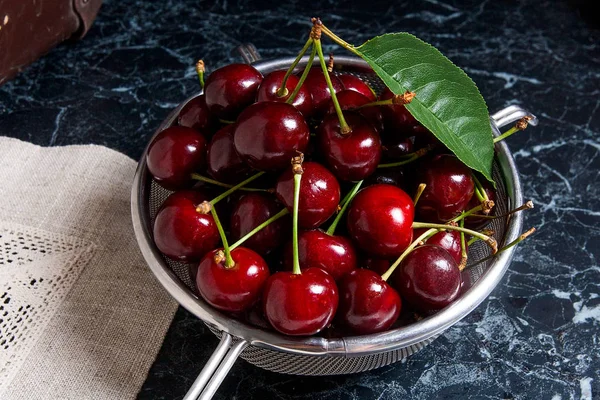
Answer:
(0, 0, 102, 85)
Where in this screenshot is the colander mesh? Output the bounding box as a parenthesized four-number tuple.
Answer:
(145, 65, 509, 375)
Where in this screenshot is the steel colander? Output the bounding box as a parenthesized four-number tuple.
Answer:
(131, 45, 538, 400)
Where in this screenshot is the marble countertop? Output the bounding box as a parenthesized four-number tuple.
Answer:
(1, 0, 599, 399)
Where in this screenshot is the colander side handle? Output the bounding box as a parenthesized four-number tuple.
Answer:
(183, 333, 249, 400)
(491, 105, 538, 129)
(235, 43, 262, 64)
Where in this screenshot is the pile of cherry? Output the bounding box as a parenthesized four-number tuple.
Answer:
(146, 58, 517, 337)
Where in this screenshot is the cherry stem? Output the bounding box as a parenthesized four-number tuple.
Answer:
(471, 173, 490, 202)
(292, 170, 303, 275)
(412, 221, 498, 253)
(466, 228, 536, 269)
(210, 207, 235, 268)
(320, 24, 360, 56)
(326, 180, 363, 236)
(315, 38, 351, 134)
(459, 217, 467, 271)
(230, 208, 290, 251)
(359, 92, 416, 109)
(191, 173, 271, 192)
(209, 171, 265, 206)
(378, 147, 430, 168)
(493, 116, 531, 144)
(287, 44, 317, 105)
(460, 200, 534, 221)
(277, 38, 314, 98)
(196, 60, 205, 90)
(413, 183, 426, 207)
(381, 228, 437, 281)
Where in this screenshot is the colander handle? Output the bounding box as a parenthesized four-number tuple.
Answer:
(235, 43, 262, 64)
(491, 105, 538, 129)
(183, 333, 249, 400)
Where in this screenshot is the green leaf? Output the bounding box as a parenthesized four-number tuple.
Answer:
(355, 33, 495, 184)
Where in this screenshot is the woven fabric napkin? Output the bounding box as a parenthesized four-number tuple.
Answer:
(0, 137, 178, 399)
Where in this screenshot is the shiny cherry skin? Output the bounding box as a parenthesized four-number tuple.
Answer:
(275, 162, 340, 229)
(177, 94, 218, 134)
(196, 247, 270, 313)
(382, 135, 413, 160)
(204, 63, 263, 120)
(364, 166, 406, 190)
(347, 184, 414, 258)
(338, 74, 377, 101)
(417, 154, 475, 222)
(234, 102, 310, 171)
(317, 112, 382, 181)
(262, 268, 339, 335)
(303, 68, 344, 116)
(153, 190, 219, 262)
(230, 193, 290, 256)
(337, 269, 401, 334)
(147, 126, 207, 190)
(207, 124, 250, 183)
(256, 70, 313, 116)
(283, 230, 357, 281)
(392, 245, 461, 312)
(323, 90, 384, 133)
(414, 228, 463, 265)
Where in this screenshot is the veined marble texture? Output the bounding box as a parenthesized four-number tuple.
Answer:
(0, 0, 598, 399)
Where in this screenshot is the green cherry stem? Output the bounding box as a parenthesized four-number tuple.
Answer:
(209, 171, 266, 206)
(378, 147, 430, 168)
(466, 228, 536, 269)
(196, 60, 205, 90)
(191, 173, 271, 192)
(277, 38, 314, 97)
(326, 180, 363, 235)
(493, 116, 531, 144)
(230, 208, 290, 251)
(291, 159, 304, 275)
(320, 23, 360, 56)
(412, 222, 498, 253)
(459, 217, 467, 270)
(380, 228, 437, 281)
(413, 183, 426, 206)
(287, 44, 317, 104)
(209, 206, 234, 268)
(471, 173, 490, 202)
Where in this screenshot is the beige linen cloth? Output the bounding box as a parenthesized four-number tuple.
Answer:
(0, 137, 178, 399)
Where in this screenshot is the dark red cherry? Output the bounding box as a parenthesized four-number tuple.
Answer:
(414, 228, 463, 265)
(337, 269, 401, 334)
(364, 257, 391, 276)
(230, 193, 290, 256)
(392, 245, 461, 312)
(417, 155, 475, 222)
(177, 94, 218, 134)
(303, 68, 343, 116)
(147, 126, 207, 190)
(465, 180, 496, 228)
(153, 191, 219, 262)
(380, 87, 419, 134)
(317, 112, 382, 181)
(262, 268, 338, 335)
(338, 74, 377, 101)
(275, 162, 340, 229)
(204, 63, 263, 120)
(207, 124, 251, 183)
(234, 102, 310, 171)
(382, 136, 414, 160)
(323, 90, 384, 133)
(364, 167, 406, 189)
(196, 247, 270, 313)
(347, 184, 414, 258)
(256, 70, 313, 116)
(282, 230, 357, 280)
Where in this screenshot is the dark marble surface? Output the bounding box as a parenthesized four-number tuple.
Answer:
(1, 0, 599, 399)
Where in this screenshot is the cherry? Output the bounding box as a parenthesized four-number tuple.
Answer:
(262, 267, 338, 335)
(153, 190, 219, 262)
(256, 70, 313, 116)
(347, 184, 414, 258)
(392, 245, 461, 312)
(323, 90, 384, 133)
(380, 87, 419, 134)
(147, 126, 207, 190)
(275, 162, 340, 229)
(416, 155, 475, 222)
(234, 102, 310, 171)
(196, 247, 270, 313)
(177, 95, 218, 134)
(364, 167, 406, 189)
(282, 230, 357, 280)
(317, 112, 382, 181)
(230, 193, 290, 256)
(382, 135, 414, 161)
(336, 269, 401, 334)
(414, 228, 463, 264)
(204, 63, 263, 120)
(303, 68, 343, 116)
(207, 124, 250, 183)
(363, 257, 391, 276)
(338, 74, 377, 101)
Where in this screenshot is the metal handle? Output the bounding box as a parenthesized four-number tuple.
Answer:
(183, 332, 249, 400)
(235, 43, 262, 64)
(491, 105, 538, 129)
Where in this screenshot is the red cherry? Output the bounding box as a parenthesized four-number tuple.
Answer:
(382, 135, 414, 161)
(153, 191, 219, 262)
(147, 126, 207, 190)
(262, 268, 339, 335)
(347, 184, 414, 258)
(417, 155, 475, 222)
(392, 245, 461, 312)
(317, 112, 382, 181)
(303, 68, 343, 116)
(207, 125, 251, 183)
(364, 167, 406, 189)
(196, 247, 270, 313)
(230, 193, 290, 256)
(177, 94, 218, 134)
(414, 228, 463, 265)
(338, 74, 377, 101)
(282, 230, 357, 281)
(256, 70, 313, 116)
(275, 162, 340, 229)
(233, 102, 310, 171)
(204, 63, 263, 120)
(336, 269, 401, 334)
